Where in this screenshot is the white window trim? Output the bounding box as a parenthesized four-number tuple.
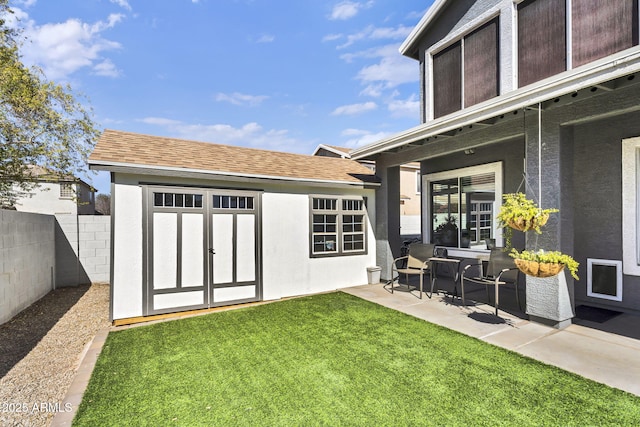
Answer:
(622, 136, 640, 275)
(422, 161, 503, 252)
(309, 196, 367, 257)
(587, 258, 623, 302)
(59, 183, 75, 199)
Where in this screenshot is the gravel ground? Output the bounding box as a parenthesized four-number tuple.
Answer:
(0, 283, 110, 427)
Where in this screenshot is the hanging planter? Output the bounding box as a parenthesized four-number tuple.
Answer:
(510, 249, 580, 280)
(497, 193, 558, 234)
(496, 192, 579, 280)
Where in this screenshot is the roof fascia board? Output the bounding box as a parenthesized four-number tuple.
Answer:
(352, 48, 640, 159)
(88, 161, 379, 188)
(400, 0, 450, 57)
(311, 144, 351, 158)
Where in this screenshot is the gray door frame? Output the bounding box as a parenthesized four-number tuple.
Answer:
(142, 185, 262, 316)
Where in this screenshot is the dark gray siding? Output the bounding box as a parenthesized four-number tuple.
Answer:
(572, 111, 640, 312)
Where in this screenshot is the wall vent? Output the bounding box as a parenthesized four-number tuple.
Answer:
(587, 259, 622, 302)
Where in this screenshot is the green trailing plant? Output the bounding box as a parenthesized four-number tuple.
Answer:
(497, 193, 559, 249)
(497, 192, 579, 280)
(510, 249, 579, 280)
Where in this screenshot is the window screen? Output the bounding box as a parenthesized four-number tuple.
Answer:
(518, 0, 566, 87)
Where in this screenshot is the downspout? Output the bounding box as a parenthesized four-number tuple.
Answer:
(538, 102, 542, 207)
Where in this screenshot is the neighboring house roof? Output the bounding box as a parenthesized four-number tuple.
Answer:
(312, 144, 352, 158)
(89, 130, 378, 187)
(311, 144, 419, 168)
(24, 165, 94, 189)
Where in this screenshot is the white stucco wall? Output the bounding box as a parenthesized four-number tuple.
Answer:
(261, 192, 376, 301)
(111, 182, 143, 319)
(14, 183, 78, 215)
(109, 173, 377, 320)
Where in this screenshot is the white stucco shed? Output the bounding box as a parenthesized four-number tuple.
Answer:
(89, 130, 379, 322)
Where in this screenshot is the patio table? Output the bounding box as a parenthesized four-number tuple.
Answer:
(430, 257, 462, 298)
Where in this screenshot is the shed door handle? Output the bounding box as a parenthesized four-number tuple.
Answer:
(208, 248, 216, 255)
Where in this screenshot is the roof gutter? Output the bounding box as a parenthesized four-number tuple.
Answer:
(351, 48, 640, 160)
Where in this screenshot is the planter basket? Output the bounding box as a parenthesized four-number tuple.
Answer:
(507, 213, 550, 232)
(514, 258, 565, 278)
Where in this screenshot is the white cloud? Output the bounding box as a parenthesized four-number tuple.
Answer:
(329, 24, 412, 49)
(109, 0, 132, 11)
(256, 34, 275, 43)
(140, 117, 182, 126)
(329, 1, 373, 21)
(352, 44, 417, 93)
(15, 0, 37, 7)
(341, 129, 391, 148)
(139, 117, 307, 152)
(93, 59, 121, 77)
(388, 94, 420, 118)
(13, 11, 123, 80)
(215, 92, 269, 107)
(322, 33, 342, 42)
(331, 101, 377, 116)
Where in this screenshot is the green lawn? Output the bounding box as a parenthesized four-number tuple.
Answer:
(74, 292, 640, 426)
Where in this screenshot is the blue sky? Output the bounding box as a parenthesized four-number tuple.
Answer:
(7, 0, 432, 194)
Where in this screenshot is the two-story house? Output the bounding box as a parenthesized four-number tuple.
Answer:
(352, 0, 640, 319)
(11, 165, 96, 215)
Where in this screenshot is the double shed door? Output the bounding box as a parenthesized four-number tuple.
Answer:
(146, 187, 261, 315)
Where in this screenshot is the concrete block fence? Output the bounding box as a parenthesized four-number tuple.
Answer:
(55, 214, 111, 286)
(1, 211, 110, 324)
(0, 210, 56, 324)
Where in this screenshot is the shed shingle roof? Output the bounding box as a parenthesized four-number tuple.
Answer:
(89, 130, 378, 185)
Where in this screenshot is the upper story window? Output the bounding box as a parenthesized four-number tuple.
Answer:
(60, 183, 75, 199)
(518, 0, 638, 87)
(433, 18, 499, 119)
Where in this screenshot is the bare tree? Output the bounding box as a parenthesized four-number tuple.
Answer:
(95, 194, 111, 215)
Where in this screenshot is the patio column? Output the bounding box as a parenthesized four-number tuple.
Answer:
(523, 107, 575, 328)
(375, 161, 401, 282)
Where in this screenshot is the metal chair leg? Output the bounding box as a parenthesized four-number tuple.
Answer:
(494, 278, 500, 316)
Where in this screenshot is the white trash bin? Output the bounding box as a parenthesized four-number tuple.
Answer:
(366, 266, 382, 284)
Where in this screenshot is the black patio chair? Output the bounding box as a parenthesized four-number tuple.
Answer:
(460, 248, 521, 316)
(389, 243, 435, 299)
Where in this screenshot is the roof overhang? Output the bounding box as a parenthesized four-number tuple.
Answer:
(89, 160, 380, 189)
(351, 48, 640, 160)
(400, 0, 449, 59)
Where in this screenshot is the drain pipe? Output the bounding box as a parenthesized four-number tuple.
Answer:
(535, 103, 543, 253)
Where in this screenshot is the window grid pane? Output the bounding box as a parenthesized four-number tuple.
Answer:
(311, 197, 365, 256)
(153, 192, 203, 209)
(212, 195, 254, 210)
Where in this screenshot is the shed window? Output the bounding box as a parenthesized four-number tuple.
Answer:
(212, 195, 254, 210)
(310, 196, 367, 257)
(154, 192, 203, 208)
